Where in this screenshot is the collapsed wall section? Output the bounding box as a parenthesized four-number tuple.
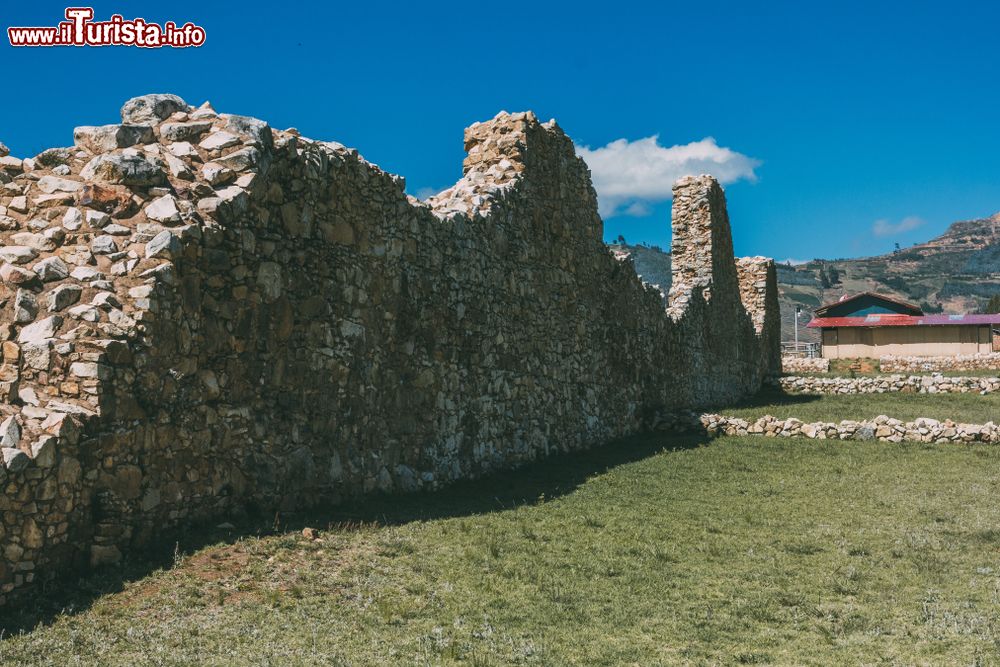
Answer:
(0, 96, 778, 605)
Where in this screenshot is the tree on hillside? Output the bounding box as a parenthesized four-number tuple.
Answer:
(827, 266, 842, 284)
(615, 234, 626, 245)
(983, 294, 1000, 314)
(819, 266, 831, 288)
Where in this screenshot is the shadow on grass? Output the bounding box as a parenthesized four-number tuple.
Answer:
(0, 430, 709, 635)
(723, 386, 822, 411)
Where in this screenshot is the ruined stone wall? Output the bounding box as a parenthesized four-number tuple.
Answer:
(0, 95, 778, 604)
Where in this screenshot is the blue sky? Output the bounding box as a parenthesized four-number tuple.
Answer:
(3, 1, 999, 262)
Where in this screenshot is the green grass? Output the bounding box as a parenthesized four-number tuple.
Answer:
(813, 358, 1000, 378)
(4, 431, 1000, 665)
(725, 387, 1000, 424)
(795, 369, 1000, 379)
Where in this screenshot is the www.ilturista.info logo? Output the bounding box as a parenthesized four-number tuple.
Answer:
(8, 7, 206, 48)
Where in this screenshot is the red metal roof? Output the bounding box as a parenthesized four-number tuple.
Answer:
(808, 313, 1000, 328)
(814, 291, 923, 316)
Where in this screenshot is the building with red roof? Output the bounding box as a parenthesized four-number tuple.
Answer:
(808, 292, 1000, 359)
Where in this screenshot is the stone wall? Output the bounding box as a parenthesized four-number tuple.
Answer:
(774, 374, 1000, 395)
(880, 352, 1000, 373)
(0, 95, 778, 605)
(780, 356, 830, 373)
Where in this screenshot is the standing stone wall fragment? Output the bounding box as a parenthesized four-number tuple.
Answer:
(0, 95, 779, 606)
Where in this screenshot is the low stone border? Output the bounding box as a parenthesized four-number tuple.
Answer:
(653, 411, 999, 443)
(880, 352, 1000, 373)
(772, 374, 1000, 395)
(781, 356, 830, 373)
(700, 414, 999, 443)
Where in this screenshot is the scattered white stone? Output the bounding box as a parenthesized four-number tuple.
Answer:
(145, 230, 181, 259)
(163, 151, 193, 180)
(199, 130, 240, 151)
(2, 447, 28, 472)
(90, 235, 118, 255)
(120, 93, 190, 124)
(14, 289, 38, 323)
(85, 210, 110, 228)
(48, 284, 83, 311)
(0, 263, 36, 285)
(167, 141, 197, 158)
(36, 175, 83, 194)
(80, 152, 165, 186)
(0, 245, 38, 264)
(0, 415, 20, 448)
(30, 435, 57, 467)
(18, 315, 62, 343)
(11, 232, 55, 252)
(21, 340, 50, 371)
(8, 196, 28, 213)
(91, 291, 121, 310)
(69, 304, 101, 322)
(70, 361, 108, 379)
(201, 162, 234, 186)
(62, 207, 84, 230)
(17, 387, 39, 407)
(145, 194, 181, 224)
(33, 256, 70, 282)
(160, 120, 213, 142)
(70, 266, 101, 281)
(103, 223, 132, 236)
(73, 124, 154, 153)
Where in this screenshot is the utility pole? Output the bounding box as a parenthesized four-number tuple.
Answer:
(794, 305, 801, 354)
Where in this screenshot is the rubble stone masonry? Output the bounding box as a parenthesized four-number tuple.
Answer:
(0, 95, 778, 604)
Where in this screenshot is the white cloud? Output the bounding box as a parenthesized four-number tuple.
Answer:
(575, 136, 761, 218)
(412, 185, 442, 200)
(622, 201, 652, 217)
(781, 258, 810, 266)
(872, 216, 925, 237)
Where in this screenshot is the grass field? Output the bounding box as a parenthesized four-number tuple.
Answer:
(791, 369, 1000, 379)
(725, 386, 1000, 424)
(809, 358, 1000, 378)
(4, 413, 1000, 665)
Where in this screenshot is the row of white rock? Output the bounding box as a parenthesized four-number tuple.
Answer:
(772, 374, 1000, 395)
(879, 352, 1000, 373)
(653, 411, 999, 443)
(780, 356, 829, 373)
(699, 413, 999, 443)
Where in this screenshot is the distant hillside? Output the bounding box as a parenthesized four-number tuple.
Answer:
(608, 243, 672, 297)
(609, 212, 1000, 343)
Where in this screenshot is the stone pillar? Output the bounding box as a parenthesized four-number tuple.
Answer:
(737, 256, 782, 375)
(667, 175, 737, 318)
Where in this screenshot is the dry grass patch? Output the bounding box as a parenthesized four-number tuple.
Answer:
(3, 428, 1000, 665)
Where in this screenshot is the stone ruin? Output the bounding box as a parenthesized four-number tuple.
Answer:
(0, 94, 779, 605)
